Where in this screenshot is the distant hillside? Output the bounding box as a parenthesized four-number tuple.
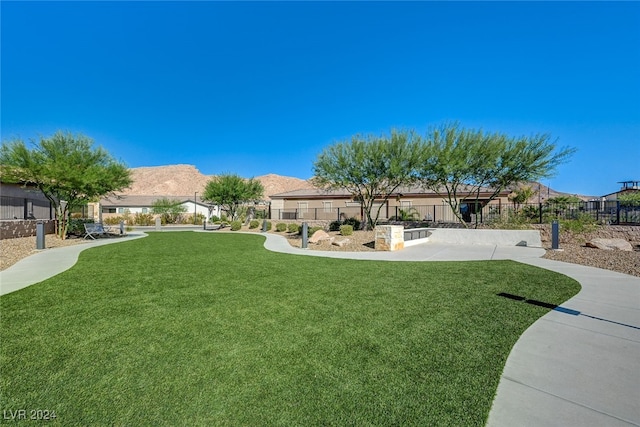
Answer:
(509, 182, 594, 202)
(119, 165, 311, 200)
(118, 165, 587, 203)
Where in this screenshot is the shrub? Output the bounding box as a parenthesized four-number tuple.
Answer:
(230, 221, 242, 231)
(103, 216, 123, 226)
(343, 217, 361, 230)
(67, 218, 93, 236)
(339, 224, 353, 236)
(287, 223, 299, 233)
(210, 215, 220, 222)
(249, 220, 260, 229)
(308, 226, 324, 237)
(265, 221, 272, 231)
(134, 212, 155, 226)
(329, 220, 342, 232)
(276, 223, 287, 232)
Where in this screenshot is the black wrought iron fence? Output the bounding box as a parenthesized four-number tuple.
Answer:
(271, 201, 640, 226)
(0, 195, 53, 220)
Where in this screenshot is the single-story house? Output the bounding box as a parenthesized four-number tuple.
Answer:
(0, 182, 53, 220)
(602, 181, 640, 201)
(95, 195, 220, 222)
(268, 184, 513, 223)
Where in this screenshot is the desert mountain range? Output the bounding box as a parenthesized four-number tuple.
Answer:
(121, 165, 312, 201)
(119, 164, 588, 202)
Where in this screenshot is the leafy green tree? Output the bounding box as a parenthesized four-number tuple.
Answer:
(0, 131, 132, 239)
(618, 192, 640, 207)
(201, 174, 264, 221)
(151, 197, 187, 224)
(417, 123, 575, 227)
(313, 130, 424, 230)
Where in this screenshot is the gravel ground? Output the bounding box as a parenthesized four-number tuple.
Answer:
(2, 229, 639, 278)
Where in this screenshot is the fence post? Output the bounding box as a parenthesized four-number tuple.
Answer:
(616, 201, 621, 224)
(538, 203, 543, 224)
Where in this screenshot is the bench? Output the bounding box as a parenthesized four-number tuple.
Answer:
(83, 223, 112, 240)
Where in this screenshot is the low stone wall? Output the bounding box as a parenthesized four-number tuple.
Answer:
(0, 220, 56, 240)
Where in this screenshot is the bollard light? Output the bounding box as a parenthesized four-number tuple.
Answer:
(302, 222, 308, 249)
(36, 221, 45, 250)
(551, 220, 560, 250)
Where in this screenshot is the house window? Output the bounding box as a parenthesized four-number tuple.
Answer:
(322, 201, 332, 212)
(297, 202, 308, 213)
(117, 208, 124, 214)
(142, 208, 148, 213)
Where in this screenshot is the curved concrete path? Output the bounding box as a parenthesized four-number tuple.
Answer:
(1, 231, 638, 426)
(0, 232, 147, 296)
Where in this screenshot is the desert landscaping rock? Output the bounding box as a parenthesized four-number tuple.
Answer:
(332, 238, 351, 247)
(309, 229, 331, 244)
(585, 238, 633, 251)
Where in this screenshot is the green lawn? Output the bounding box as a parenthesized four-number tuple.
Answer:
(0, 232, 580, 426)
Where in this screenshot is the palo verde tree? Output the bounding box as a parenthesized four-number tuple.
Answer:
(417, 123, 576, 227)
(313, 129, 424, 230)
(0, 131, 132, 239)
(201, 174, 264, 221)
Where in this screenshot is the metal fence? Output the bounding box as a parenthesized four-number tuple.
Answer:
(271, 200, 640, 226)
(0, 195, 53, 220)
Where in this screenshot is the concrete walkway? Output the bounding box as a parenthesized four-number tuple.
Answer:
(1, 231, 638, 426)
(0, 232, 147, 296)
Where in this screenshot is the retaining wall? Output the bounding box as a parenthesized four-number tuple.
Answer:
(427, 228, 542, 247)
(0, 220, 56, 239)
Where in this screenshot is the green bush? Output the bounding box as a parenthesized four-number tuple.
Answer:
(308, 226, 324, 237)
(276, 223, 287, 232)
(559, 214, 599, 234)
(210, 215, 220, 222)
(329, 220, 341, 232)
(330, 217, 360, 231)
(230, 221, 242, 231)
(287, 223, 299, 233)
(249, 220, 260, 229)
(339, 224, 353, 236)
(67, 218, 93, 236)
(343, 217, 361, 230)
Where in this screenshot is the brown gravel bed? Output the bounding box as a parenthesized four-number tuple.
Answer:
(1, 235, 91, 271)
(2, 229, 639, 278)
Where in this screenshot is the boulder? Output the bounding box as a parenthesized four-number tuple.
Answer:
(309, 229, 331, 244)
(586, 238, 633, 251)
(332, 238, 351, 247)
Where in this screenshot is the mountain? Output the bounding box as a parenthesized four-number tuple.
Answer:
(119, 165, 311, 200)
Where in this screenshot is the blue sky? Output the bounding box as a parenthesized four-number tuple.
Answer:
(2, 1, 638, 197)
